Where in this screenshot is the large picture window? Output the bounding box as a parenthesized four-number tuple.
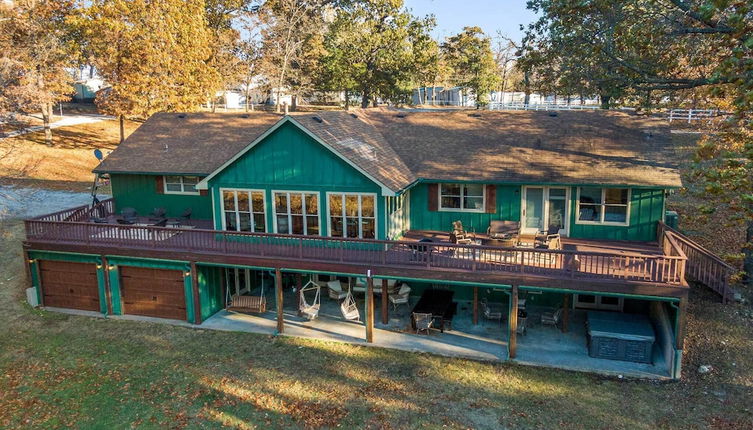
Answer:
(274, 191, 319, 235)
(164, 175, 200, 194)
(223, 189, 266, 232)
(577, 187, 630, 225)
(439, 183, 484, 212)
(328, 193, 376, 239)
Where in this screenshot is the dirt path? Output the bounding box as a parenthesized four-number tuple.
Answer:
(0, 114, 115, 139)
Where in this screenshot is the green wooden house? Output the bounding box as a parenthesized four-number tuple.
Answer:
(24, 109, 729, 379)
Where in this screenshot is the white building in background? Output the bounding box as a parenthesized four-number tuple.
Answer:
(412, 87, 477, 107)
(413, 87, 601, 107)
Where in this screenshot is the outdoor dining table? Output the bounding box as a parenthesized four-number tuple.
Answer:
(410, 288, 455, 333)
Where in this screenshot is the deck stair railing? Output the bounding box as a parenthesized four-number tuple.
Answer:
(658, 221, 737, 303)
(25, 217, 689, 287)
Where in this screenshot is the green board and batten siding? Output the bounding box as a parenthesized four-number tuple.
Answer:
(409, 183, 665, 242)
(110, 173, 212, 219)
(207, 121, 387, 238)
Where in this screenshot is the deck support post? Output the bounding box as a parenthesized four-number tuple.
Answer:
(190, 262, 201, 325)
(676, 294, 688, 350)
(509, 284, 518, 359)
(366, 276, 374, 343)
(473, 287, 479, 325)
(562, 294, 570, 333)
(381, 279, 388, 325)
(296, 273, 303, 311)
(101, 256, 113, 315)
(275, 268, 284, 334)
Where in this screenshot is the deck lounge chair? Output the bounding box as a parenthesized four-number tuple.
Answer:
(487, 220, 520, 243)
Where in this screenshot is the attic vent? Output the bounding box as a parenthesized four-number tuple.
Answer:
(312, 116, 324, 123)
(177, 114, 186, 119)
(395, 113, 406, 118)
(548, 112, 558, 117)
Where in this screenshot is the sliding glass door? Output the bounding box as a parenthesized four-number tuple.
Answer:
(521, 186, 569, 235)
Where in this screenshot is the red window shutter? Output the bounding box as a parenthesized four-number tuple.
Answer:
(485, 185, 496, 213)
(155, 176, 164, 194)
(428, 183, 438, 211)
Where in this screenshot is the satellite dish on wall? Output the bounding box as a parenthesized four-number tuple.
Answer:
(93, 149, 103, 160)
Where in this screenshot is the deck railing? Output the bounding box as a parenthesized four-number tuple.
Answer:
(658, 221, 737, 302)
(24, 218, 688, 286)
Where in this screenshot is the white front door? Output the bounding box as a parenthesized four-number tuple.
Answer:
(521, 186, 570, 236)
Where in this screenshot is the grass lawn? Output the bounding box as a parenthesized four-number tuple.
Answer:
(0, 220, 752, 429)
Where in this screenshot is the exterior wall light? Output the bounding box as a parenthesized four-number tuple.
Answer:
(184, 271, 192, 277)
(28, 259, 35, 264)
(108, 265, 116, 270)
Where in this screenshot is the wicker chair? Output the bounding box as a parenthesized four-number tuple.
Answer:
(413, 312, 433, 335)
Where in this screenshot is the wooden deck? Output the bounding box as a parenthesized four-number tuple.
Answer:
(23, 201, 695, 299)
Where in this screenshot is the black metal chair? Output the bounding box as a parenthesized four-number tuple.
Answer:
(149, 207, 166, 221)
(120, 207, 138, 223)
(535, 225, 561, 249)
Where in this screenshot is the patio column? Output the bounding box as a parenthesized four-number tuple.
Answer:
(472, 287, 479, 325)
(275, 268, 284, 334)
(365, 276, 374, 343)
(190, 262, 201, 325)
(562, 294, 570, 333)
(508, 284, 518, 359)
(381, 279, 388, 324)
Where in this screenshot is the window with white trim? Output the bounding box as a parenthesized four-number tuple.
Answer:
(439, 183, 485, 212)
(577, 187, 630, 225)
(223, 189, 266, 232)
(328, 193, 376, 239)
(274, 191, 319, 235)
(164, 175, 200, 194)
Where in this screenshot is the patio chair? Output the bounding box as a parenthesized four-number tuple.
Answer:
(450, 220, 473, 245)
(120, 207, 138, 223)
(340, 289, 360, 322)
(388, 284, 411, 311)
(535, 225, 561, 249)
(149, 207, 166, 221)
(413, 312, 433, 335)
(151, 218, 168, 227)
(487, 220, 520, 243)
(480, 299, 504, 322)
(299, 280, 321, 320)
(541, 308, 563, 328)
(327, 280, 348, 300)
(353, 277, 388, 294)
(116, 218, 135, 225)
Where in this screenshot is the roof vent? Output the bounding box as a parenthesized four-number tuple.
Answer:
(468, 112, 482, 118)
(535, 138, 543, 148)
(177, 114, 186, 119)
(240, 114, 250, 119)
(548, 112, 558, 117)
(312, 116, 324, 123)
(396, 113, 406, 118)
(350, 113, 358, 119)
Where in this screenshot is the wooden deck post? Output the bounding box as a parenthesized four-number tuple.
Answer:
(190, 262, 202, 325)
(275, 268, 284, 334)
(473, 287, 479, 325)
(381, 279, 388, 324)
(676, 294, 688, 350)
(366, 276, 374, 343)
(562, 293, 570, 333)
(509, 284, 518, 359)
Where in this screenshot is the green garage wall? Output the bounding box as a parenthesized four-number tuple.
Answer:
(110, 173, 212, 219)
(208, 121, 387, 239)
(197, 265, 224, 321)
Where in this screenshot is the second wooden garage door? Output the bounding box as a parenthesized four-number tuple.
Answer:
(119, 266, 186, 320)
(39, 260, 100, 311)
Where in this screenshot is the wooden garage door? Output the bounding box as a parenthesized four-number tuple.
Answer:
(39, 260, 100, 311)
(119, 266, 186, 320)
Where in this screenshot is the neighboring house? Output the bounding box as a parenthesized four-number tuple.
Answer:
(412, 87, 476, 107)
(72, 78, 106, 103)
(22, 109, 734, 379)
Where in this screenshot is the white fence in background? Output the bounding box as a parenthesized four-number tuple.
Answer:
(668, 109, 726, 123)
(488, 103, 601, 112)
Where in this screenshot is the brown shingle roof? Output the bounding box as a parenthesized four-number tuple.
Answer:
(359, 108, 681, 188)
(95, 108, 681, 190)
(94, 112, 283, 175)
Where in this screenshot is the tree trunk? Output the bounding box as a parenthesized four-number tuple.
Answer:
(344, 89, 349, 110)
(119, 115, 125, 144)
(523, 71, 531, 105)
(361, 89, 370, 109)
(600, 95, 611, 110)
(245, 89, 250, 113)
(41, 103, 52, 146)
(745, 219, 753, 282)
(291, 94, 298, 111)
